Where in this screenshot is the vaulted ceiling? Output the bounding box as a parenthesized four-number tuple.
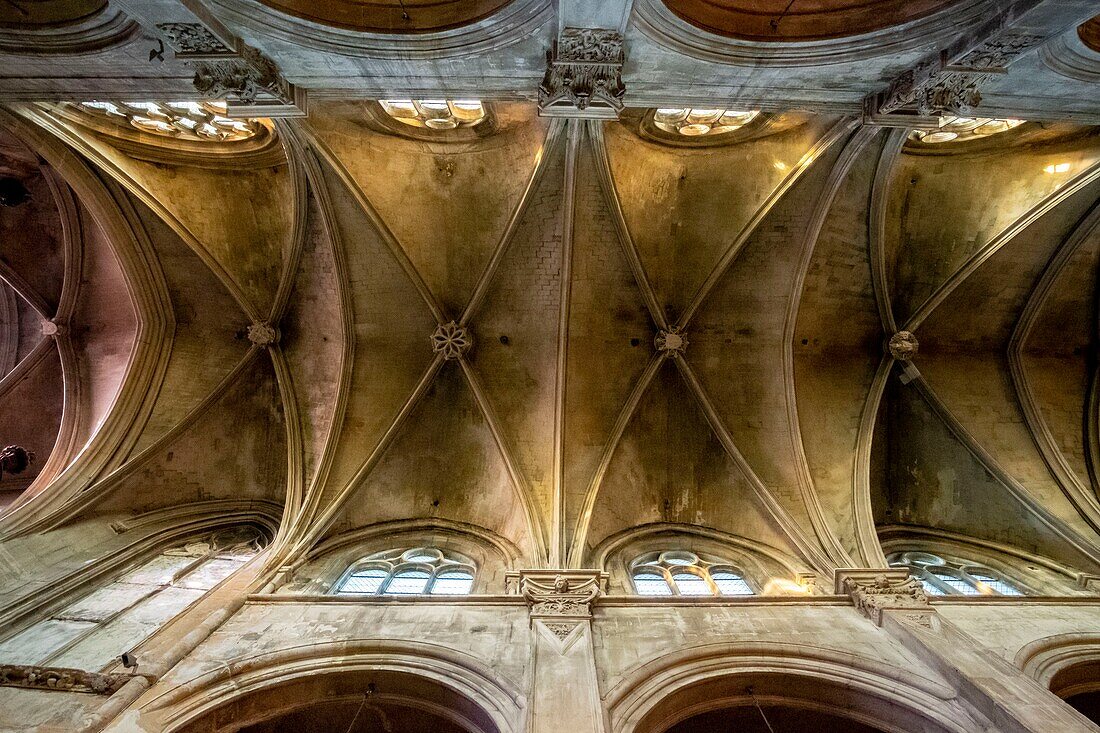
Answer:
(2, 101, 1099, 582)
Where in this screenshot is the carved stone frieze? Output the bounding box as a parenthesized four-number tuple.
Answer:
(538, 28, 625, 119)
(655, 328, 688, 357)
(0, 664, 130, 695)
(887, 331, 918, 361)
(156, 22, 235, 57)
(431, 321, 472, 360)
(193, 45, 293, 106)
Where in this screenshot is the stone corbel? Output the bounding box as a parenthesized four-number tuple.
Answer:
(866, 32, 1045, 121)
(149, 19, 306, 117)
(538, 27, 625, 119)
(508, 569, 608, 644)
(836, 568, 933, 627)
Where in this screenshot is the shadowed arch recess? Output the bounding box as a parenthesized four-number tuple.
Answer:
(661, 0, 958, 42)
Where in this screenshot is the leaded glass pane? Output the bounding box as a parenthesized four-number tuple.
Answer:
(633, 573, 672, 596)
(972, 574, 1023, 596)
(920, 579, 945, 596)
(430, 571, 474, 595)
(384, 570, 430, 595)
(712, 571, 753, 596)
(672, 572, 710, 596)
(933, 573, 979, 595)
(340, 568, 387, 595)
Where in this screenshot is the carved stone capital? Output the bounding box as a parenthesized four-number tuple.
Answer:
(193, 44, 296, 109)
(836, 568, 931, 626)
(872, 33, 1045, 117)
(509, 569, 607, 621)
(247, 322, 279, 347)
(538, 28, 625, 119)
(0, 664, 130, 695)
(431, 321, 472, 360)
(887, 331, 918, 361)
(655, 328, 688, 357)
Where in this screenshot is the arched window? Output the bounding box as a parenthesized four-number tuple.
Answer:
(378, 99, 487, 130)
(630, 551, 755, 597)
(887, 551, 1025, 597)
(76, 101, 261, 142)
(0, 526, 265, 671)
(334, 547, 475, 597)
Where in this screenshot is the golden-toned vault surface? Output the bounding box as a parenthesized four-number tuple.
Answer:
(1, 2, 1100, 731)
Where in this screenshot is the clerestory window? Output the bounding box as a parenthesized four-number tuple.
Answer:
(0, 526, 265, 671)
(76, 100, 261, 142)
(630, 550, 755, 597)
(378, 99, 487, 130)
(887, 551, 1025, 597)
(335, 547, 475, 597)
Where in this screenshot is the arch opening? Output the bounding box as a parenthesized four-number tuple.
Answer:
(173, 668, 508, 733)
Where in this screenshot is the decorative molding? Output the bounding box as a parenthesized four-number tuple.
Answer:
(431, 321, 472, 360)
(654, 328, 688, 357)
(1039, 31, 1100, 83)
(205, 0, 552, 61)
(836, 568, 930, 626)
(538, 28, 625, 119)
(510, 569, 607, 621)
(887, 331, 919, 361)
(0, 7, 140, 56)
(631, 0, 989, 69)
(156, 22, 235, 57)
(0, 664, 131, 695)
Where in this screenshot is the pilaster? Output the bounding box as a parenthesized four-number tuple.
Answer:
(512, 570, 609, 733)
(837, 569, 1097, 732)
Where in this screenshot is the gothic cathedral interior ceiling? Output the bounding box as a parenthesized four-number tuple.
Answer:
(1, 0, 1100, 731)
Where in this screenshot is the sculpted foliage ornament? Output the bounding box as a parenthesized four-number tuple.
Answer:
(156, 23, 235, 56)
(247, 322, 279, 347)
(655, 328, 688, 357)
(538, 28, 625, 118)
(887, 331, 918, 361)
(431, 321, 472, 360)
(193, 45, 293, 105)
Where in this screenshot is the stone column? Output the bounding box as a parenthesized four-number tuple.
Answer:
(837, 569, 1097, 732)
(514, 570, 609, 733)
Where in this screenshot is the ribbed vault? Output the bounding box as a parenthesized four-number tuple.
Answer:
(1, 104, 1099, 590)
